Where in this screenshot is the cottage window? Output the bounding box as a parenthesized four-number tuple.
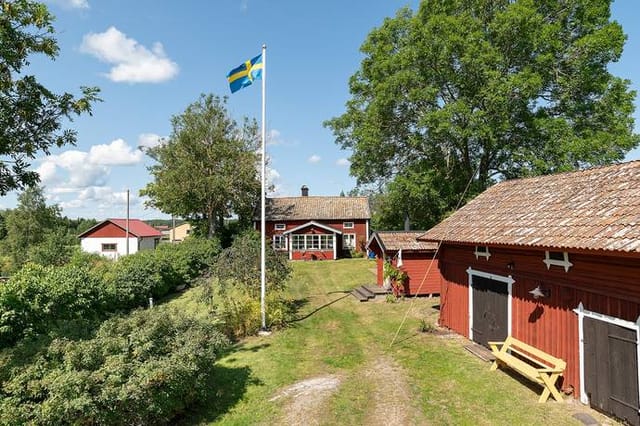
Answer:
(543, 251, 573, 272)
(343, 222, 354, 229)
(273, 235, 287, 250)
(474, 246, 491, 260)
(291, 235, 304, 250)
(102, 243, 117, 252)
(274, 223, 286, 231)
(343, 234, 356, 249)
(290, 234, 333, 250)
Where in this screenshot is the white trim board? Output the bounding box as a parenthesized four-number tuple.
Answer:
(573, 303, 640, 406)
(466, 267, 515, 342)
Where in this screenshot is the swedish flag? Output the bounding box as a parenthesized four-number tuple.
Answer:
(227, 54, 263, 93)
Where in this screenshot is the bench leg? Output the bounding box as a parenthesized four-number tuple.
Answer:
(538, 373, 563, 403)
(489, 360, 499, 371)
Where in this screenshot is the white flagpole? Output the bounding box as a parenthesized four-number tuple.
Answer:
(260, 44, 267, 331)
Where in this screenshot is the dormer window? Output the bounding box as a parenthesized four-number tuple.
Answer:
(474, 246, 491, 260)
(543, 251, 573, 272)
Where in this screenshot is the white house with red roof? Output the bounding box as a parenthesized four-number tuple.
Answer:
(78, 219, 163, 259)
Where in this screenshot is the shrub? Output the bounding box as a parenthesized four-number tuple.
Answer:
(207, 283, 296, 339)
(155, 237, 220, 283)
(104, 250, 176, 310)
(0, 307, 229, 425)
(212, 230, 291, 297)
(0, 263, 105, 347)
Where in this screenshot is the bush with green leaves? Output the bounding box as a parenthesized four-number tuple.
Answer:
(0, 237, 221, 348)
(0, 263, 105, 346)
(204, 231, 294, 338)
(212, 231, 291, 296)
(103, 249, 177, 310)
(0, 307, 229, 425)
(155, 236, 220, 283)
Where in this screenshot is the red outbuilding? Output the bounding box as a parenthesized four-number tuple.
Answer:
(366, 231, 440, 296)
(419, 161, 640, 425)
(258, 186, 371, 260)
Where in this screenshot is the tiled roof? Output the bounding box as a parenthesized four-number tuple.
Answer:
(79, 219, 163, 238)
(369, 231, 438, 252)
(419, 161, 640, 254)
(265, 196, 370, 221)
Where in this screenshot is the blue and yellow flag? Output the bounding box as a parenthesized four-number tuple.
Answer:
(227, 54, 263, 93)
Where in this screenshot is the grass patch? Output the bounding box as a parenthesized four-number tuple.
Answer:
(172, 258, 612, 425)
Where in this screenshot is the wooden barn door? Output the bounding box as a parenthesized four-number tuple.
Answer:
(471, 276, 508, 348)
(584, 317, 640, 426)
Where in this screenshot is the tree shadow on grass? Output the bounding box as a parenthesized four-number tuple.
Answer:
(288, 292, 352, 323)
(177, 364, 262, 425)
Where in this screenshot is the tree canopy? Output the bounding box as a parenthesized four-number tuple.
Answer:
(141, 94, 261, 238)
(326, 0, 639, 230)
(0, 0, 100, 195)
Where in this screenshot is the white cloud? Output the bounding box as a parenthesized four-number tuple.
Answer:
(137, 133, 164, 150)
(267, 129, 283, 146)
(60, 187, 134, 212)
(46, 0, 89, 9)
(89, 138, 144, 165)
(80, 27, 179, 83)
(308, 154, 321, 164)
(38, 150, 109, 189)
(36, 139, 142, 193)
(336, 158, 350, 167)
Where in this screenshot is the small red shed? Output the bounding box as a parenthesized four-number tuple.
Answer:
(366, 231, 440, 296)
(419, 161, 640, 425)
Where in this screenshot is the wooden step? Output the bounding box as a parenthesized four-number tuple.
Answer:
(363, 284, 391, 295)
(351, 289, 369, 302)
(357, 286, 375, 298)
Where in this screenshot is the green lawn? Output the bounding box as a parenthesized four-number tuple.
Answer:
(178, 258, 614, 425)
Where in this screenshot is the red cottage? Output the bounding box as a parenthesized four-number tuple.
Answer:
(419, 161, 640, 425)
(366, 231, 440, 296)
(259, 186, 371, 260)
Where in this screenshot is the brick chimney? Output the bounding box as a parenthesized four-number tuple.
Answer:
(301, 185, 309, 197)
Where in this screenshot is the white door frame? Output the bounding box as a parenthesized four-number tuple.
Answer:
(573, 302, 640, 405)
(466, 267, 515, 342)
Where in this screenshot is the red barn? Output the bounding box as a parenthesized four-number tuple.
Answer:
(419, 161, 640, 425)
(259, 186, 371, 260)
(366, 231, 440, 296)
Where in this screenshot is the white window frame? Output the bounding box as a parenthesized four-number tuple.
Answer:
(543, 251, 573, 272)
(343, 233, 356, 249)
(474, 245, 491, 260)
(343, 221, 354, 229)
(290, 234, 333, 251)
(274, 223, 286, 231)
(102, 243, 117, 252)
(273, 234, 287, 250)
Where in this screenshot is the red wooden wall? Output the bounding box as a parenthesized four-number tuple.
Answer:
(397, 253, 440, 295)
(437, 243, 640, 398)
(368, 241, 441, 296)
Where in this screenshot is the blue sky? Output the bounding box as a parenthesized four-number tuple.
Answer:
(4, 0, 639, 220)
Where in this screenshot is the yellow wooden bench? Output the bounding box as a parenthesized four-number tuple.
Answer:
(488, 336, 566, 403)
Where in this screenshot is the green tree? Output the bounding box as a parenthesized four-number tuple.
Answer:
(326, 0, 639, 228)
(0, 0, 100, 194)
(141, 94, 260, 238)
(2, 184, 61, 269)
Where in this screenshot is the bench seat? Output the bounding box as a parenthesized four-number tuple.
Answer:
(488, 336, 566, 403)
